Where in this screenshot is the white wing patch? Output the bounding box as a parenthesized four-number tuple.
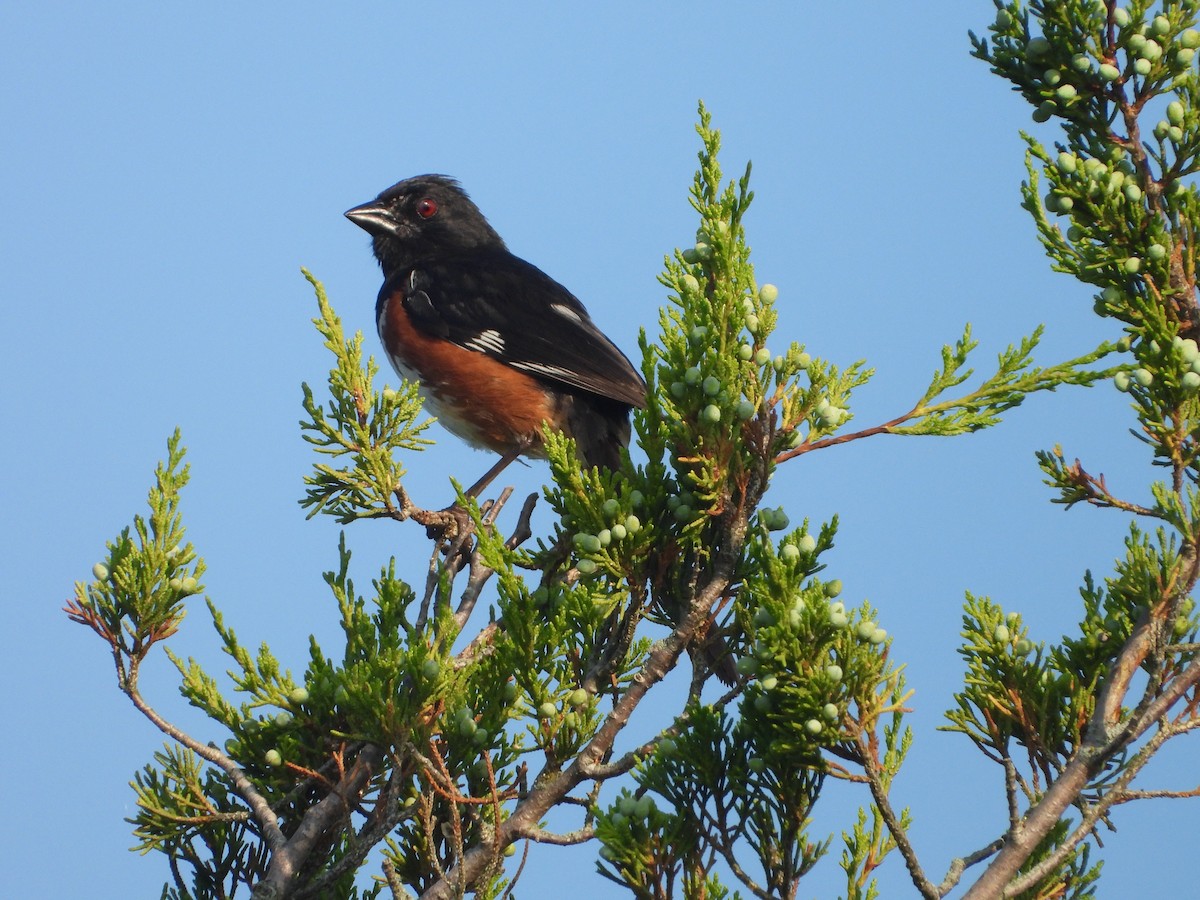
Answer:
(517, 361, 580, 381)
(463, 329, 506, 354)
(551, 303, 584, 325)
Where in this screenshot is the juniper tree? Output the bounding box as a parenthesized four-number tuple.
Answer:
(68, 11, 1200, 888)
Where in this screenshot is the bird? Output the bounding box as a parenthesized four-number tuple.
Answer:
(345, 175, 646, 495)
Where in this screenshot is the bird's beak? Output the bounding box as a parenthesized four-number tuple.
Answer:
(344, 200, 398, 236)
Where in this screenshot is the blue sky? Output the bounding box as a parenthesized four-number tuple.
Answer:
(3, 2, 1192, 897)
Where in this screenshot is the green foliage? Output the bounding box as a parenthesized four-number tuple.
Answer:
(68, 89, 1147, 900)
(67, 429, 202, 685)
(299, 269, 432, 523)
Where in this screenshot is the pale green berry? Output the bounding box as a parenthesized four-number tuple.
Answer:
(264, 749, 283, 767)
(288, 687, 310, 704)
(1129, 33, 1148, 53)
(780, 543, 800, 563)
(629, 490, 644, 507)
(1056, 152, 1077, 173)
(693, 241, 711, 259)
(804, 719, 823, 735)
(658, 737, 678, 756)
(825, 663, 843, 682)
(624, 514, 641, 534)
(690, 324, 708, 341)
(760, 675, 778, 691)
(745, 314, 760, 334)
(1180, 338, 1198, 361)
(670, 381, 686, 398)
(798, 533, 817, 554)
(92, 562, 109, 581)
(1177, 49, 1196, 67)
(735, 400, 755, 420)
(1027, 36, 1051, 57)
(825, 579, 843, 598)
(1142, 40, 1164, 61)
(1071, 53, 1090, 72)
(738, 344, 754, 361)
(766, 507, 789, 531)
(1124, 183, 1143, 202)
(673, 503, 693, 521)
(1124, 256, 1142, 273)
(1168, 101, 1185, 125)
(829, 611, 849, 628)
(1102, 286, 1122, 303)
(274, 711, 293, 726)
(1151, 15, 1170, 36)
(797, 351, 811, 368)
(1135, 57, 1153, 76)
(702, 375, 721, 396)
(682, 274, 700, 294)
(1033, 101, 1055, 122)
(569, 688, 588, 707)
(576, 533, 601, 553)
(601, 498, 620, 517)
(381, 387, 397, 402)
(681, 248, 698, 263)
(683, 366, 702, 385)
(1183, 372, 1200, 390)
(1043, 69, 1062, 87)
(1113, 7, 1130, 27)
(701, 404, 721, 424)
(1014, 639, 1033, 656)
(856, 620, 877, 641)
(773, 354, 785, 371)
(538, 701, 557, 719)
(576, 558, 598, 575)
(1133, 367, 1154, 386)
(870, 627, 888, 644)
(754, 348, 772, 366)
(823, 702, 839, 721)
(1183, 29, 1200, 49)
(610, 523, 627, 540)
(736, 656, 760, 676)
(1067, 225, 1085, 241)
(758, 284, 779, 303)
(1148, 243, 1166, 261)
(181, 576, 198, 594)
(994, 624, 1011, 643)
(1098, 63, 1121, 81)
(1055, 84, 1077, 102)
(1170, 125, 1185, 142)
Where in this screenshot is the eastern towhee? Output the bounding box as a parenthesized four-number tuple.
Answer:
(345, 176, 646, 491)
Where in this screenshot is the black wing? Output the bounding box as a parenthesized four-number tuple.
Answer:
(388, 249, 647, 408)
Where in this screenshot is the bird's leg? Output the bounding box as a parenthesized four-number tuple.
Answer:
(463, 448, 523, 498)
(417, 447, 526, 545)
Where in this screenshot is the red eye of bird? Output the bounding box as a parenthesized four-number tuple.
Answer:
(416, 197, 438, 219)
